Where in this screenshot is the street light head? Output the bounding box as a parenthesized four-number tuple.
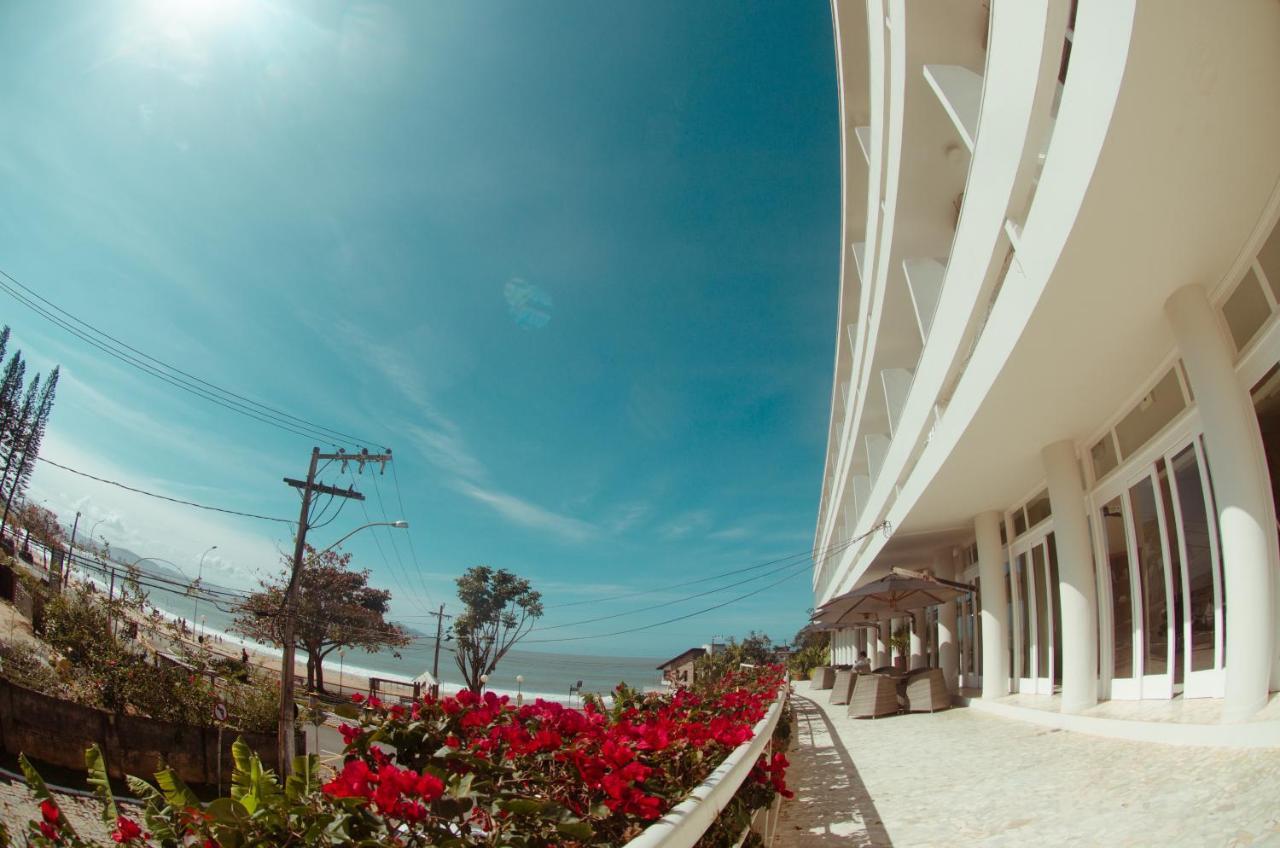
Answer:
(391, 520, 409, 529)
(516, 675, 524, 684)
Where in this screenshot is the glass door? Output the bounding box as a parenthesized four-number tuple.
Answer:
(1008, 530, 1061, 695)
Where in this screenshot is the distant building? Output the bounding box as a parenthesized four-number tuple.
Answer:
(657, 647, 706, 688)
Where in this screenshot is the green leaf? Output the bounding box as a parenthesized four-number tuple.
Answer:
(85, 744, 118, 824)
(154, 764, 201, 810)
(495, 798, 543, 815)
(205, 797, 249, 824)
(556, 820, 594, 840)
(17, 755, 80, 841)
(286, 754, 319, 801)
(229, 736, 280, 814)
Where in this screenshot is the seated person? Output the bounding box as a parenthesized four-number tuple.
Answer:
(852, 650, 872, 673)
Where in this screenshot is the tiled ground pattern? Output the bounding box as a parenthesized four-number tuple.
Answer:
(773, 682, 1280, 848)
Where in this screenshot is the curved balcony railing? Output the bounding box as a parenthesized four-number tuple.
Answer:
(623, 685, 789, 848)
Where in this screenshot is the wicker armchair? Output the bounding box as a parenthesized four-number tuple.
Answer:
(811, 666, 836, 690)
(904, 668, 951, 713)
(847, 673, 899, 719)
(829, 670, 858, 705)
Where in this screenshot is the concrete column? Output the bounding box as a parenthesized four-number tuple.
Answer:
(977, 510, 1010, 699)
(910, 609, 926, 669)
(935, 549, 959, 692)
(879, 620, 892, 669)
(1167, 285, 1277, 721)
(1042, 439, 1099, 713)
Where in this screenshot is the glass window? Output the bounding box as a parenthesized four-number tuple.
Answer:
(1171, 445, 1218, 672)
(1091, 433, 1119, 480)
(1256, 219, 1280, 303)
(974, 577, 983, 675)
(1047, 534, 1063, 686)
(1015, 554, 1030, 679)
(1032, 544, 1050, 680)
(1013, 508, 1028, 537)
(1129, 477, 1169, 676)
(1156, 459, 1185, 686)
(1115, 370, 1186, 459)
(1026, 491, 1052, 527)
(1221, 270, 1270, 352)
(1101, 496, 1134, 680)
(1005, 564, 1014, 683)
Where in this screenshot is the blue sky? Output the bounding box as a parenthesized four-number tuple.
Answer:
(0, 0, 838, 657)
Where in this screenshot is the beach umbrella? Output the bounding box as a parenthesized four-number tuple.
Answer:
(811, 570, 971, 628)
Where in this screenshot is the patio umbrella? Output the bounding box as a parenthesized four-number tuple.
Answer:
(811, 571, 971, 629)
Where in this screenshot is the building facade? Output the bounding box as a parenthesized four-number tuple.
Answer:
(814, 0, 1280, 723)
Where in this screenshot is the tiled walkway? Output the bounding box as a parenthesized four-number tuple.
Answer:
(773, 681, 1280, 847)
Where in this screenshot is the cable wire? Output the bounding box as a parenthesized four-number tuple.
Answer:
(37, 456, 295, 525)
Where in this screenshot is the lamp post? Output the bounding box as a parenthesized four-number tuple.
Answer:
(479, 673, 489, 694)
(192, 545, 218, 625)
(515, 674, 524, 707)
(339, 649, 347, 696)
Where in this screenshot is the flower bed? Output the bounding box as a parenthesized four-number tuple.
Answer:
(14, 665, 791, 846)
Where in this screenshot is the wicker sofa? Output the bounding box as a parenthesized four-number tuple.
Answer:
(847, 673, 899, 719)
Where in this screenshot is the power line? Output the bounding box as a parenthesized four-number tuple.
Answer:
(532, 546, 820, 632)
(37, 456, 295, 525)
(542, 529, 867, 610)
(524, 560, 814, 645)
(0, 268, 384, 449)
(523, 521, 888, 645)
(389, 458, 432, 607)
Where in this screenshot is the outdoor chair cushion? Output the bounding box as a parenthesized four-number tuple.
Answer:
(904, 668, 951, 713)
(829, 670, 858, 705)
(811, 666, 836, 690)
(847, 673, 898, 719)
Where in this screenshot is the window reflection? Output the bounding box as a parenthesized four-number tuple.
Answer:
(1101, 496, 1133, 680)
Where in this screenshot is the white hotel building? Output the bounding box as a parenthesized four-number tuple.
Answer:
(813, 0, 1280, 731)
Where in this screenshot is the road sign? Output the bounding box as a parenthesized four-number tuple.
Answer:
(213, 702, 228, 723)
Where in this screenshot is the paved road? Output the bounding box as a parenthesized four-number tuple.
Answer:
(773, 682, 1280, 847)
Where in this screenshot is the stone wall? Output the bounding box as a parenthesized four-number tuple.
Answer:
(0, 678, 300, 786)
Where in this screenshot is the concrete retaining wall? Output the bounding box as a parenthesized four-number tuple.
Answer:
(0, 678, 299, 785)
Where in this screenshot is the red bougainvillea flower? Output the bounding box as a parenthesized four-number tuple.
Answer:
(351, 693, 365, 704)
(111, 815, 145, 843)
(40, 799, 60, 826)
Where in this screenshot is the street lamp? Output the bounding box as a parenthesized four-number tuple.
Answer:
(315, 521, 409, 557)
(479, 673, 489, 693)
(515, 674, 524, 707)
(193, 545, 218, 625)
(339, 649, 347, 696)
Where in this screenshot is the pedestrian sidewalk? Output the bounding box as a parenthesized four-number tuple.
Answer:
(772, 681, 1280, 847)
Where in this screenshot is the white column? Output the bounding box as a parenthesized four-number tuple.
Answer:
(1042, 440, 1099, 713)
(977, 510, 1010, 699)
(910, 609, 925, 669)
(1167, 285, 1277, 721)
(935, 549, 959, 692)
(879, 620, 892, 669)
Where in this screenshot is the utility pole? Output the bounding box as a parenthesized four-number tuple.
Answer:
(277, 447, 391, 773)
(429, 603, 452, 696)
(66, 511, 80, 583)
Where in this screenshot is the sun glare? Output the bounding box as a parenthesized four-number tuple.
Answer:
(147, 0, 247, 33)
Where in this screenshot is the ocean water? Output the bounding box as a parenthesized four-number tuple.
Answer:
(127, 574, 664, 701)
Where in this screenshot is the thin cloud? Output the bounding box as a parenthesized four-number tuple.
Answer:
(659, 509, 712, 541)
(452, 480, 597, 544)
(327, 321, 599, 544)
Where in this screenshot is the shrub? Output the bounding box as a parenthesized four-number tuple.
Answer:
(11, 666, 793, 847)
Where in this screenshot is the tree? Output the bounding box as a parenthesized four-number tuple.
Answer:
(1, 365, 57, 532)
(13, 501, 63, 551)
(231, 544, 410, 692)
(452, 566, 543, 692)
(693, 631, 775, 686)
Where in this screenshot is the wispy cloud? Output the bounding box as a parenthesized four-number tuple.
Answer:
(605, 502, 650, 534)
(327, 321, 598, 544)
(660, 509, 712, 541)
(708, 525, 753, 541)
(452, 480, 596, 543)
